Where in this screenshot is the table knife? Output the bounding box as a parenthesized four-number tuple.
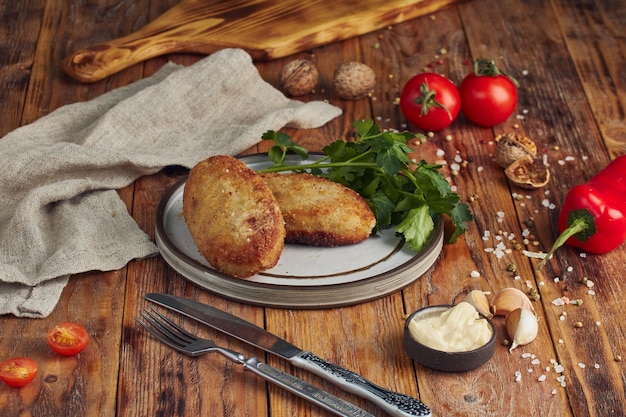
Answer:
(145, 293, 431, 417)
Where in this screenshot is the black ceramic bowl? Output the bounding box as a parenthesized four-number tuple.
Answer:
(403, 305, 497, 372)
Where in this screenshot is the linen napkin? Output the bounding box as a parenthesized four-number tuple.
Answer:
(0, 48, 342, 318)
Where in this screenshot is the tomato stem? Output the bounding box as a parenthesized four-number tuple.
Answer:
(413, 81, 453, 120)
(473, 58, 519, 88)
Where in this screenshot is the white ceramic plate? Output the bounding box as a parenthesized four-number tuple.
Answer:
(155, 154, 444, 308)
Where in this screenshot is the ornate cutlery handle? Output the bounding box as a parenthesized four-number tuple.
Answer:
(240, 355, 374, 417)
(291, 351, 431, 417)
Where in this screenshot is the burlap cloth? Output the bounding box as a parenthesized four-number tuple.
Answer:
(0, 48, 342, 318)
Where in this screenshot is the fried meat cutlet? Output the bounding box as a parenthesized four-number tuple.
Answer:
(260, 172, 376, 246)
(183, 155, 285, 278)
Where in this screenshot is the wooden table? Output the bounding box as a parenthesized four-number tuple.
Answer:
(1, 0, 624, 416)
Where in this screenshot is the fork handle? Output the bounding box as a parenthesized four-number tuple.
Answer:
(242, 356, 374, 417)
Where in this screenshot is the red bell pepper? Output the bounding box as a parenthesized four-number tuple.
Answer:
(537, 155, 626, 269)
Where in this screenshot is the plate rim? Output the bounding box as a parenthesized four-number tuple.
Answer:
(155, 153, 444, 308)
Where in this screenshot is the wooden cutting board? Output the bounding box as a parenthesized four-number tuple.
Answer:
(61, 0, 461, 83)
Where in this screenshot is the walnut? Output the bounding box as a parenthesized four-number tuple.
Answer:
(333, 62, 376, 100)
(279, 59, 319, 97)
(494, 132, 549, 189)
(494, 132, 537, 168)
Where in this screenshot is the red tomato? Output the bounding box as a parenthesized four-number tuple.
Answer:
(47, 322, 90, 356)
(459, 59, 518, 127)
(400, 73, 460, 131)
(0, 357, 38, 388)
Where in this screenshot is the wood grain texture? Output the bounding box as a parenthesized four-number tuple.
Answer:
(60, 0, 462, 82)
(1, 0, 625, 416)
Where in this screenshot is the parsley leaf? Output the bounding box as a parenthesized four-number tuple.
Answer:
(259, 119, 472, 252)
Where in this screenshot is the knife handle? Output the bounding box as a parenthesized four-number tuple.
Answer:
(242, 356, 374, 417)
(291, 351, 431, 417)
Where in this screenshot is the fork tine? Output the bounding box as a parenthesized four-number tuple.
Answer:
(135, 315, 186, 352)
(145, 307, 198, 343)
(136, 307, 197, 351)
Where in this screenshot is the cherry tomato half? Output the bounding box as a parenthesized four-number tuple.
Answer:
(47, 322, 90, 356)
(459, 59, 518, 127)
(0, 357, 38, 388)
(400, 72, 460, 132)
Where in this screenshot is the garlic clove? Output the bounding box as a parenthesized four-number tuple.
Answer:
(491, 287, 535, 317)
(506, 307, 539, 352)
(463, 290, 493, 319)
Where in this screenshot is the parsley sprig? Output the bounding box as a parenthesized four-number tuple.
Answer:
(259, 119, 472, 252)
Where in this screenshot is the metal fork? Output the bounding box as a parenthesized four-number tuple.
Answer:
(136, 307, 374, 417)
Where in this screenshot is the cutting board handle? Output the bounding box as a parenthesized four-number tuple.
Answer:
(62, 0, 227, 82)
(61, 0, 461, 83)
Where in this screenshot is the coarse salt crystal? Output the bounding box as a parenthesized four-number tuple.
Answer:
(552, 298, 565, 306)
(588, 290, 596, 296)
(578, 363, 586, 369)
(532, 359, 541, 365)
(555, 364, 564, 373)
(470, 270, 480, 278)
(436, 149, 445, 156)
(522, 353, 532, 359)
(551, 389, 558, 395)
(538, 375, 547, 382)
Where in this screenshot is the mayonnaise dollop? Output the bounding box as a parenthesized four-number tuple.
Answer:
(408, 302, 492, 352)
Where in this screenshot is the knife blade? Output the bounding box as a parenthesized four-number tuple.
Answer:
(145, 293, 431, 417)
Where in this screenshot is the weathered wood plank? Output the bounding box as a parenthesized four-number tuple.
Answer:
(0, 0, 44, 136)
(552, 0, 626, 159)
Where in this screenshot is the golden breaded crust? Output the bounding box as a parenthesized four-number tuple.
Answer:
(260, 172, 376, 246)
(183, 155, 285, 278)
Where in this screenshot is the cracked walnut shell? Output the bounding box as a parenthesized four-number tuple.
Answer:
(494, 132, 538, 169)
(505, 156, 550, 189)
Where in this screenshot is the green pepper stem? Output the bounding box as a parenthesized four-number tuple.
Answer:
(536, 217, 590, 270)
